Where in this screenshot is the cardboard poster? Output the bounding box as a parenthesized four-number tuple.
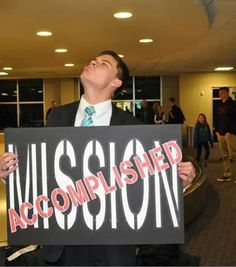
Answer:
(5, 125, 184, 245)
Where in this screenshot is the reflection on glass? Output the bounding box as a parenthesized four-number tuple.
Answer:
(113, 101, 133, 113)
(0, 80, 17, 102)
(0, 104, 17, 129)
(19, 79, 43, 101)
(20, 104, 44, 127)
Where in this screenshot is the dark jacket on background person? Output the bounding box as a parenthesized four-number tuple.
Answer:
(168, 105, 185, 124)
(194, 122, 213, 148)
(140, 107, 154, 124)
(215, 96, 236, 135)
(44, 101, 141, 266)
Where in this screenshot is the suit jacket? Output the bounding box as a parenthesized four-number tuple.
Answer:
(43, 101, 141, 266)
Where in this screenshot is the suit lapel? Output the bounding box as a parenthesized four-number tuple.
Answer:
(67, 101, 80, 126)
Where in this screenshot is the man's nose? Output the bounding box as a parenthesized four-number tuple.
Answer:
(90, 60, 97, 67)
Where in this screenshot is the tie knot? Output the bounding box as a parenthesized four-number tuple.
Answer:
(85, 106, 95, 116)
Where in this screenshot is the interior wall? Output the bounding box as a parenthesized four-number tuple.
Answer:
(44, 79, 61, 121)
(44, 78, 79, 119)
(60, 78, 77, 105)
(179, 72, 236, 137)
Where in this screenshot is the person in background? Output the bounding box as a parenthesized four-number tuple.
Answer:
(194, 113, 213, 167)
(46, 100, 58, 120)
(154, 105, 165, 124)
(215, 87, 236, 182)
(140, 100, 154, 124)
(168, 97, 185, 124)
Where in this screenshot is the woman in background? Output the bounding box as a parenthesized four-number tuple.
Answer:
(154, 105, 165, 124)
(194, 113, 213, 167)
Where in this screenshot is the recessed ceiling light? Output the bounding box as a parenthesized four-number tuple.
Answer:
(139, 39, 153, 43)
(113, 12, 132, 19)
(214, 66, 234, 71)
(0, 72, 8, 76)
(3, 67, 13, 70)
(55, 48, 68, 53)
(64, 63, 75, 67)
(118, 54, 124, 58)
(36, 31, 52, 37)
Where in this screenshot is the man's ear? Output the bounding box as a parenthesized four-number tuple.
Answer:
(111, 78, 122, 89)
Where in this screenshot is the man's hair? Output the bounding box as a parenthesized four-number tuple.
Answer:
(99, 51, 130, 88)
(169, 97, 175, 103)
(219, 86, 229, 93)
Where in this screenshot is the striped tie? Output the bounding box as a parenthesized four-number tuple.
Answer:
(81, 106, 95, 127)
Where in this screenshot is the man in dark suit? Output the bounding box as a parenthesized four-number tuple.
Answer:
(43, 51, 142, 266)
(1, 51, 196, 266)
(168, 97, 185, 124)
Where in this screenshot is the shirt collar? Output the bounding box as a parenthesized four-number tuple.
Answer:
(79, 95, 112, 117)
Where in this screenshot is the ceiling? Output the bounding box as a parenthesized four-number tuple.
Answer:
(0, 0, 236, 78)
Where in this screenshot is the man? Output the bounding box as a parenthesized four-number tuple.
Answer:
(2, 51, 196, 265)
(168, 97, 185, 124)
(215, 87, 236, 182)
(46, 100, 58, 120)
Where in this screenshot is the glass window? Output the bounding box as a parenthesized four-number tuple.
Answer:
(135, 76, 160, 99)
(19, 104, 44, 127)
(79, 75, 161, 118)
(0, 104, 17, 129)
(0, 80, 17, 102)
(212, 88, 220, 98)
(113, 77, 133, 100)
(19, 79, 43, 101)
(0, 79, 44, 129)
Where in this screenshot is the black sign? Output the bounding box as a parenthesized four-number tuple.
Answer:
(5, 125, 184, 245)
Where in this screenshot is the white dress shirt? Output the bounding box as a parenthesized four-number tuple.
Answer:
(74, 95, 112, 127)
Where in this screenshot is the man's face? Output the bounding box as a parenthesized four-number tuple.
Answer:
(80, 54, 121, 93)
(219, 89, 229, 101)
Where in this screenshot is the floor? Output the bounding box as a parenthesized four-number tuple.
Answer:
(182, 144, 236, 266)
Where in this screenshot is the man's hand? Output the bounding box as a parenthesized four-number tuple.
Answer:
(178, 161, 196, 188)
(0, 152, 18, 180)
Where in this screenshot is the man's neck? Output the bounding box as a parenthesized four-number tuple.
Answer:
(83, 91, 111, 105)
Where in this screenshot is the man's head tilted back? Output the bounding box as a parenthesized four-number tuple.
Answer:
(99, 51, 130, 90)
(80, 51, 130, 99)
